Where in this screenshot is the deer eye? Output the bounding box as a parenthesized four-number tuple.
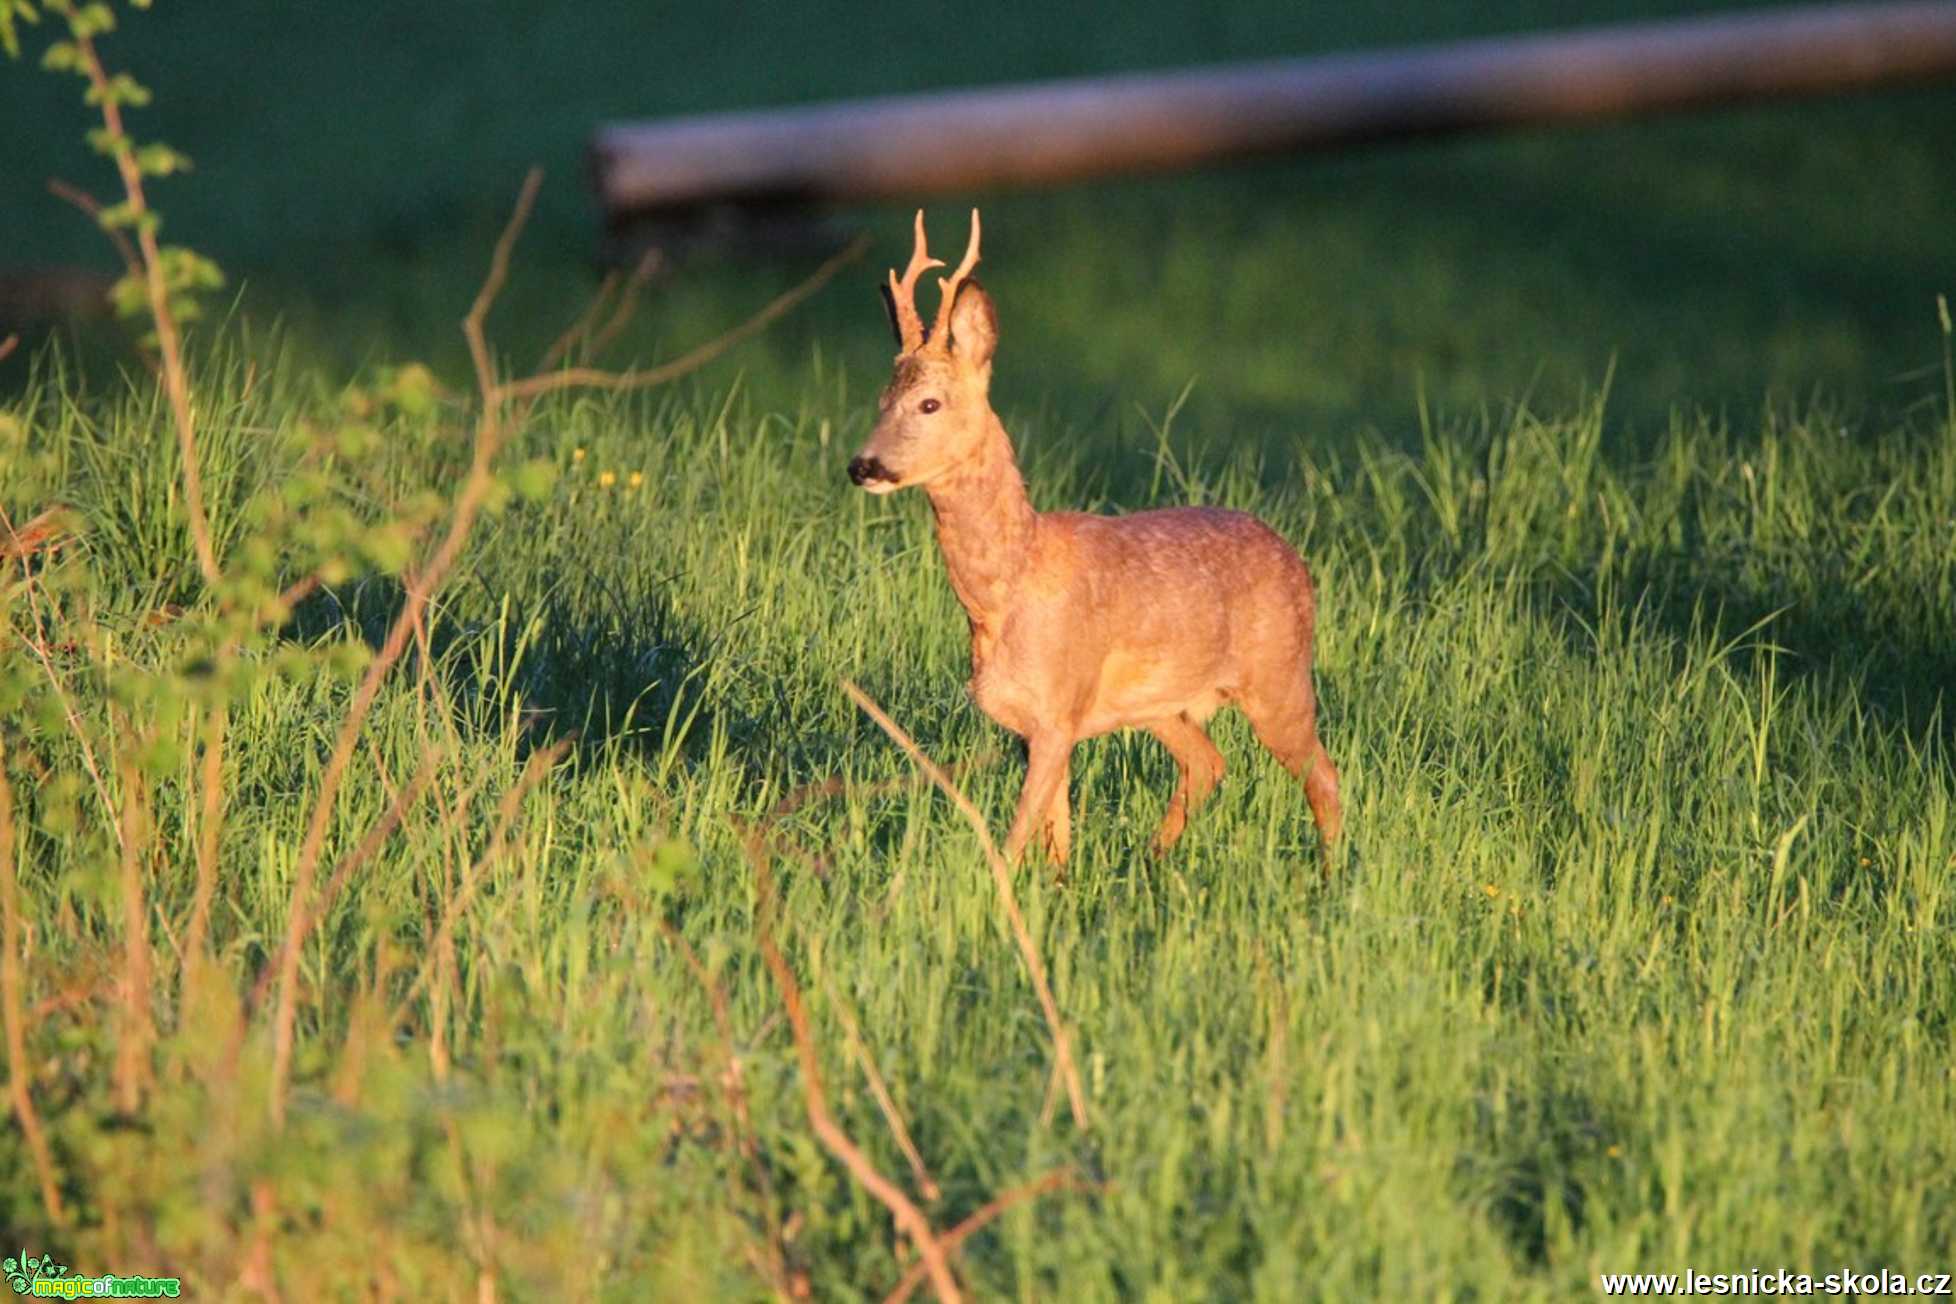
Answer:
(919, 398, 941, 415)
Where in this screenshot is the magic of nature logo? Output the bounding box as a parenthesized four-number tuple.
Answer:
(4, 1251, 181, 1298)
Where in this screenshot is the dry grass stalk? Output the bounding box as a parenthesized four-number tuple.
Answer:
(840, 680, 1089, 1131)
(825, 980, 940, 1202)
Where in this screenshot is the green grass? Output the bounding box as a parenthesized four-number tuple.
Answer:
(3, 0, 1956, 1295)
(2, 331, 1953, 1294)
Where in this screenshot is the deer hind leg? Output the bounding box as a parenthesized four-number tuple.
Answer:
(1005, 733, 1075, 867)
(1039, 754, 1072, 865)
(1239, 683, 1342, 847)
(1146, 714, 1226, 852)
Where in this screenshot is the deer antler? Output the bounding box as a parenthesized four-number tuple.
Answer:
(926, 208, 982, 353)
(886, 210, 943, 354)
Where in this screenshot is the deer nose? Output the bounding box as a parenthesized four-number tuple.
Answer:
(848, 455, 892, 487)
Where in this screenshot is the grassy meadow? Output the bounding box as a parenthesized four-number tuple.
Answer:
(3, 0, 1956, 1297)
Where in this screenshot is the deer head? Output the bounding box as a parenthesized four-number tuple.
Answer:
(848, 209, 998, 494)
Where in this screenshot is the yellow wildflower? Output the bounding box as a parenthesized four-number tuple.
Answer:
(598, 470, 617, 488)
(572, 447, 586, 463)
(628, 470, 644, 489)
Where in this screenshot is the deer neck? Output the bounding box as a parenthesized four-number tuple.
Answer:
(923, 412, 1036, 629)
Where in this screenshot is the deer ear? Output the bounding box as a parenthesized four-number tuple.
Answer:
(947, 279, 997, 371)
(878, 282, 903, 347)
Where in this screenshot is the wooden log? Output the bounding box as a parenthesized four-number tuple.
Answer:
(593, 1, 1956, 218)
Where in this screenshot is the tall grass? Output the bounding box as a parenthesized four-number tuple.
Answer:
(2, 316, 1951, 1293)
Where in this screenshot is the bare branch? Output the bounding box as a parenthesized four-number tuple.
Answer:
(267, 169, 548, 1127)
(494, 234, 868, 405)
(464, 167, 544, 404)
(536, 246, 663, 375)
(747, 834, 963, 1303)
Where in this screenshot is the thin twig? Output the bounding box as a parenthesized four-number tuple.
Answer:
(883, 1171, 1090, 1304)
(587, 247, 666, 358)
(841, 681, 1088, 1131)
(0, 754, 67, 1224)
(493, 235, 868, 405)
(46, 177, 140, 279)
(0, 334, 17, 366)
(465, 168, 544, 405)
(535, 244, 662, 375)
(747, 835, 963, 1303)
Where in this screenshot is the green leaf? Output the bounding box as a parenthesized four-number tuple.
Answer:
(109, 270, 146, 317)
(358, 523, 414, 575)
(379, 361, 438, 417)
(85, 70, 149, 106)
(69, 1, 111, 37)
(40, 39, 78, 72)
(332, 421, 379, 459)
(648, 839, 699, 895)
(509, 457, 559, 502)
(97, 198, 138, 229)
(134, 141, 189, 176)
(0, 0, 39, 62)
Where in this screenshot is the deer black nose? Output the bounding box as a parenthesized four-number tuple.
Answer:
(848, 455, 892, 486)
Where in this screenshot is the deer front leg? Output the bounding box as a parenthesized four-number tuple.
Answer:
(1005, 734, 1073, 866)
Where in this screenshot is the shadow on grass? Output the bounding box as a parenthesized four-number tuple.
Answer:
(1541, 545, 1956, 766)
(289, 570, 727, 772)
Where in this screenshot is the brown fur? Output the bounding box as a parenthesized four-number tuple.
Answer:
(851, 211, 1341, 863)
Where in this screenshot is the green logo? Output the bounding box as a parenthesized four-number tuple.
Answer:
(3, 1253, 180, 1299)
(4, 1253, 66, 1296)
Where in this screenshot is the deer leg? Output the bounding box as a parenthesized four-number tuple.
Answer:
(1038, 754, 1072, 865)
(1005, 734, 1073, 866)
(1241, 690, 1343, 849)
(1146, 714, 1225, 852)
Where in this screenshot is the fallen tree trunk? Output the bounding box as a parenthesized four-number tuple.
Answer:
(593, 1, 1956, 219)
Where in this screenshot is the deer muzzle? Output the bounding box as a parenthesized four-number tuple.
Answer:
(847, 454, 899, 492)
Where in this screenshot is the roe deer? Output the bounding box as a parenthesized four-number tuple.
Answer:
(848, 210, 1341, 864)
